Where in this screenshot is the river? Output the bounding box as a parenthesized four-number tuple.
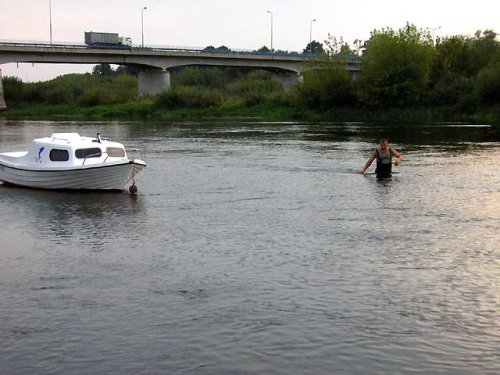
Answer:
(0, 119, 498, 374)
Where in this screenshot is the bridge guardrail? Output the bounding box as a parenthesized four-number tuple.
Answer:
(0, 41, 362, 62)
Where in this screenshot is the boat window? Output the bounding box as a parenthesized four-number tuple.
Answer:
(75, 148, 102, 159)
(50, 149, 70, 162)
(106, 147, 126, 157)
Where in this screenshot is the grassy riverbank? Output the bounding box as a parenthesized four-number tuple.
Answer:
(3, 101, 499, 124)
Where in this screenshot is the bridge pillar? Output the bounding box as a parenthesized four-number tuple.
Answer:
(138, 70, 171, 96)
(271, 72, 303, 90)
(0, 69, 6, 111)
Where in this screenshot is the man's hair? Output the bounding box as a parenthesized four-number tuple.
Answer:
(379, 138, 389, 143)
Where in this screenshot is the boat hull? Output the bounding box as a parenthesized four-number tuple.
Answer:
(0, 161, 144, 191)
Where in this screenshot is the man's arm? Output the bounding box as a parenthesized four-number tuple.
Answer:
(361, 151, 377, 174)
(392, 149, 403, 166)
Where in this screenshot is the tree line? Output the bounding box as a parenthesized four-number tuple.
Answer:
(299, 24, 499, 109)
(3, 23, 499, 112)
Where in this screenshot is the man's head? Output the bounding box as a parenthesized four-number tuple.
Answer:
(379, 138, 389, 151)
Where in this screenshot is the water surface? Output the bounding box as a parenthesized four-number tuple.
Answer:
(0, 119, 498, 374)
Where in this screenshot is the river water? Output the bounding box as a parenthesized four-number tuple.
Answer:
(0, 119, 498, 374)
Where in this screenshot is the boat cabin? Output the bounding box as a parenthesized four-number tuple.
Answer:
(24, 133, 128, 167)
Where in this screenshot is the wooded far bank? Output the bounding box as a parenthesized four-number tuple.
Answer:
(2, 24, 499, 123)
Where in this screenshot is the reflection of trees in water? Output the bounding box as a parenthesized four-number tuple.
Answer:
(5, 188, 147, 249)
(119, 120, 500, 154)
(145, 122, 498, 147)
(357, 124, 498, 147)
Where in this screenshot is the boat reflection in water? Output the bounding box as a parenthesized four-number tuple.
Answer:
(0, 132, 146, 191)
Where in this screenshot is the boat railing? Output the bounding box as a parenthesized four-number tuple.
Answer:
(82, 152, 104, 165)
(81, 148, 144, 165)
(126, 148, 146, 162)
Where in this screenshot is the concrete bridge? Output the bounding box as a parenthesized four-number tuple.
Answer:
(0, 42, 361, 108)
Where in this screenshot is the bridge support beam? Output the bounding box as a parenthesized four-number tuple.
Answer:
(0, 69, 6, 111)
(271, 72, 303, 90)
(138, 70, 171, 97)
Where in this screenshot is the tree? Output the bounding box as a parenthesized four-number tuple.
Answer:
(428, 71, 474, 106)
(256, 46, 271, 54)
(214, 45, 231, 53)
(357, 23, 434, 107)
(432, 36, 472, 77)
(476, 63, 500, 105)
(92, 64, 115, 77)
(232, 71, 284, 106)
(296, 58, 357, 109)
(324, 34, 355, 56)
(172, 66, 228, 88)
(353, 39, 366, 55)
(303, 40, 325, 55)
(92, 64, 142, 78)
(296, 34, 359, 108)
(432, 30, 499, 79)
(2, 76, 25, 104)
(115, 65, 141, 76)
(429, 29, 499, 106)
(470, 30, 499, 75)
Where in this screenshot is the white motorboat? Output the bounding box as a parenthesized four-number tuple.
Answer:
(0, 133, 146, 191)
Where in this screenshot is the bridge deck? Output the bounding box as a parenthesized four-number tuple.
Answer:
(0, 42, 360, 72)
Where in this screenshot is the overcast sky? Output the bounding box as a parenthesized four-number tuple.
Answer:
(1, 0, 499, 81)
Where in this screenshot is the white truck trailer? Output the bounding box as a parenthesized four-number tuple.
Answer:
(84, 32, 132, 47)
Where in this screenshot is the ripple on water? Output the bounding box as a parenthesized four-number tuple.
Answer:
(0, 121, 499, 374)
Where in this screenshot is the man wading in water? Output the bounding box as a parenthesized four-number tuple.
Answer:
(360, 139, 403, 178)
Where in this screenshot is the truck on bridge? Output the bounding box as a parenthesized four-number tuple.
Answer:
(84, 32, 132, 48)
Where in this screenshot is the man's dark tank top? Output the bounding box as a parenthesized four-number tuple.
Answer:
(375, 147, 392, 177)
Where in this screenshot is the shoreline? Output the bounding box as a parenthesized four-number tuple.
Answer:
(2, 102, 499, 124)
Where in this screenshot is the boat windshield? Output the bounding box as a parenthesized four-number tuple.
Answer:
(106, 147, 126, 157)
(75, 148, 102, 159)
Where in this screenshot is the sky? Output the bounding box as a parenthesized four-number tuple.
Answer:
(1, 0, 499, 82)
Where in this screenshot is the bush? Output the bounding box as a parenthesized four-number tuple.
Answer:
(172, 67, 228, 88)
(3, 73, 138, 107)
(46, 86, 75, 104)
(3, 76, 25, 103)
(428, 72, 474, 106)
(154, 86, 224, 108)
(79, 89, 108, 107)
(22, 84, 45, 103)
(230, 71, 284, 106)
(476, 64, 500, 105)
(294, 63, 357, 109)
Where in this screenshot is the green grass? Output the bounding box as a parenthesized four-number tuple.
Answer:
(3, 101, 499, 124)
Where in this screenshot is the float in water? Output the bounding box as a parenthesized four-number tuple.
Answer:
(0, 133, 146, 192)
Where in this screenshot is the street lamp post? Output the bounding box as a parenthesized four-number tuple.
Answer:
(267, 10, 273, 53)
(49, 0, 53, 45)
(309, 19, 317, 55)
(141, 6, 147, 47)
(354, 39, 362, 55)
(428, 26, 441, 45)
